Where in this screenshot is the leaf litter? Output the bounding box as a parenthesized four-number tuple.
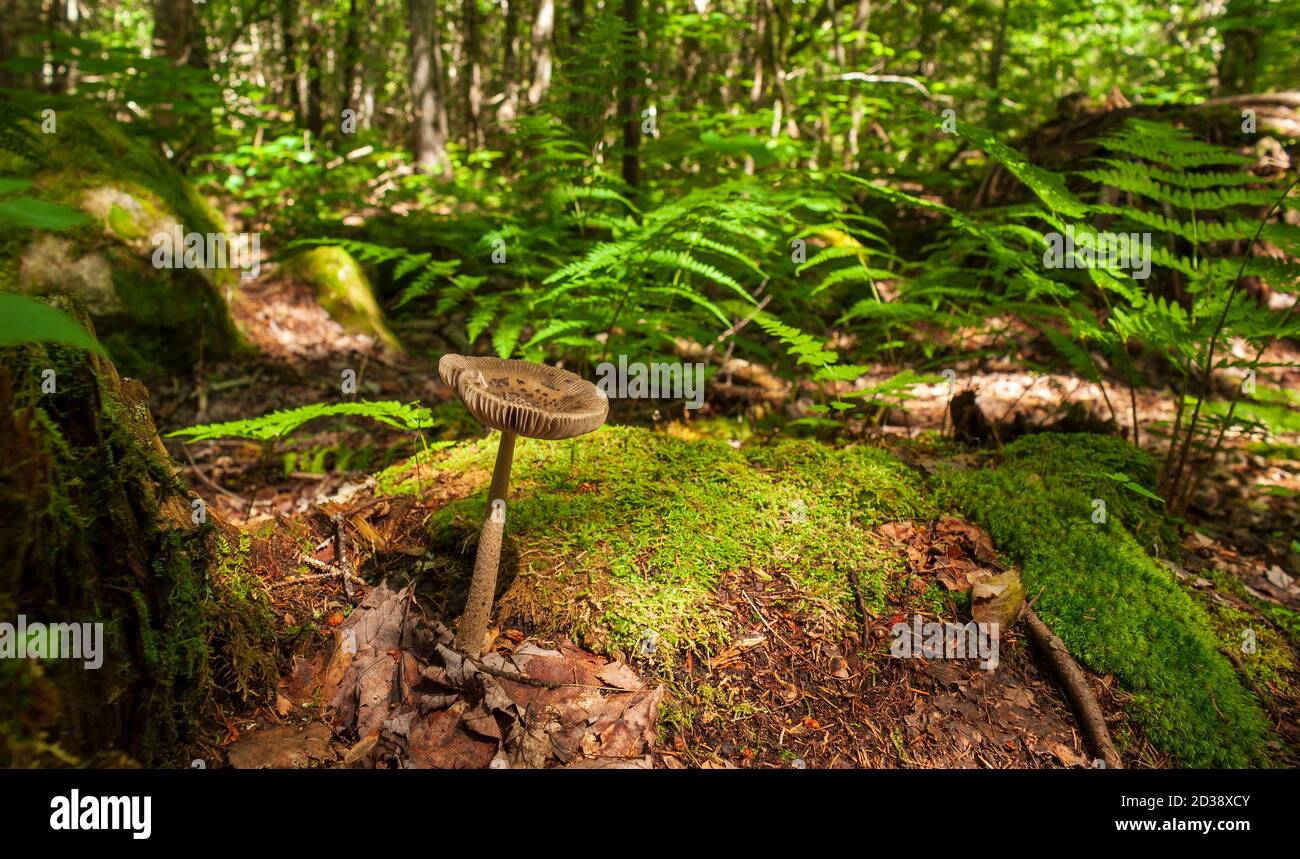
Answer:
(230, 580, 664, 768)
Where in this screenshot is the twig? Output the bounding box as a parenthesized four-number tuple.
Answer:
(1023, 607, 1124, 769)
(463, 653, 628, 694)
(334, 512, 355, 599)
(181, 444, 244, 501)
(705, 291, 773, 357)
(832, 72, 932, 98)
(273, 555, 367, 588)
(843, 567, 872, 647)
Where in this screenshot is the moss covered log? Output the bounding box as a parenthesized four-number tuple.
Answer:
(378, 425, 932, 658)
(937, 433, 1273, 767)
(281, 246, 402, 351)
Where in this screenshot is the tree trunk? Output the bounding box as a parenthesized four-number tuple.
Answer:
(0, 299, 273, 766)
(986, 0, 1009, 127)
(279, 0, 302, 122)
(341, 0, 365, 133)
(1216, 0, 1262, 95)
(498, 0, 522, 128)
(463, 0, 484, 148)
(152, 0, 208, 68)
(151, 0, 211, 157)
(570, 0, 585, 41)
(619, 0, 641, 190)
(305, 15, 325, 139)
(0, 0, 42, 91)
(409, 0, 451, 177)
(527, 0, 555, 106)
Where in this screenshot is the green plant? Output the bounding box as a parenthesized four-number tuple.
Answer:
(0, 296, 106, 356)
(167, 400, 437, 444)
(0, 177, 90, 230)
(1074, 120, 1300, 511)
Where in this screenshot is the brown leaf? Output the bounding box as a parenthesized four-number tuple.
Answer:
(342, 730, 380, 766)
(971, 569, 1025, 628)
(227, 723, 335, 769)
(596, 661, 645, 691)
(406, 711, 497, 769)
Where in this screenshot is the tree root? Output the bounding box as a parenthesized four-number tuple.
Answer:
(1023, 607, 1124, 769)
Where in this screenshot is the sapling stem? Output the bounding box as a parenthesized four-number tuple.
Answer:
(456, 430, 516, 657)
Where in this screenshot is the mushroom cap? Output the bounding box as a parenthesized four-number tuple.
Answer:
(439, 354, 609, 440)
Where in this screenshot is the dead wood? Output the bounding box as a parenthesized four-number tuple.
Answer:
(1023, 606, 1125, 769)
(974, 91, 1300, 211)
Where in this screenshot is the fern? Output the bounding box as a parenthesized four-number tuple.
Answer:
(746, 310, 839, 368)
(168, 400, 437, 443)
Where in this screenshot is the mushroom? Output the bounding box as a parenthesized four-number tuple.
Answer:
(438, 354, 609, 656)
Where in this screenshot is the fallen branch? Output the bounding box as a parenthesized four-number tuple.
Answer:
(832, 72, 932, 99)
(1023, 607, 1124, 769)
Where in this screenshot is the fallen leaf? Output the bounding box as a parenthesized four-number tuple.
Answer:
(971, 568, 1025, 628)
(342, 731, 380, 766)
(227, 723, 335, 769)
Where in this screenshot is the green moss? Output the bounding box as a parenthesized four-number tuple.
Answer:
(935, 432, 1272, 767)
(0, 326, 271, 765)
(282, 246, 401, 351)
(0, 108, 243, 371)
(390, 426, 929, 659)
(0, 110, 225, 239)
(205, 533, 278, 704)
(1197, 562, 1300, 654)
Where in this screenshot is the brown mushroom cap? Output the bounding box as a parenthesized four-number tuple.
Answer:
(439, 354, 609, 440)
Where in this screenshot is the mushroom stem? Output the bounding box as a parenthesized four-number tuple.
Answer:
(487, 429, 516, 506)
(456, 430, 516, 657)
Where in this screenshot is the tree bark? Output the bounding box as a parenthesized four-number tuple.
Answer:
(340, 0, 365, 132)
(986, 0, 1009, 128)
(527, 0, 555, 106)
(463, 0, 484, 147)
(0, 0, 42, 90)
(279, 0, 302, 122)
(305, 14, 325, 139)
(1216, 0, 1262, 95)
(0, 299, 272, 766)
(152, 0, 208, 68)
(409, 0, 451, 177)
(619, 0, 641, 189)
(498, 0, 522, 128)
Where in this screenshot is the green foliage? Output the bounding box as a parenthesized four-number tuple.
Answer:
(0, 102, 48, 166)
(936, 434, 1271, 767)
(0, 178, 90, 230)
(0, 295, 107, 356)
(168, 401, 436, 443)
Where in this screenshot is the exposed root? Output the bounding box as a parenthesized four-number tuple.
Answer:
(1023, 606, 1124, 769)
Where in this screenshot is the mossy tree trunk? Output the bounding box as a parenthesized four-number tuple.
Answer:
(0, 298, 271, 766)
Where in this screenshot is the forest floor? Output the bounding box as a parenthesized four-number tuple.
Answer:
(153, 263, 1300, 769)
